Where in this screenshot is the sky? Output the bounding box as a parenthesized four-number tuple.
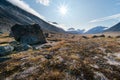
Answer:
(7, 0, 120, 31)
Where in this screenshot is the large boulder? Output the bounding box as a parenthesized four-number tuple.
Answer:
(0, 45, 14, 56)
(11, 24, 47, 45)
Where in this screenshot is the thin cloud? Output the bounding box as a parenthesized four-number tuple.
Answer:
(90, 13, 120, 23)
(36, 0, 51, 6)
(7, 0, 45, 19)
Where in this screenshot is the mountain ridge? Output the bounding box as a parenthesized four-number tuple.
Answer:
(67, 28, 85, 34)
(85, 26, 108, 34)
(0, 0, 65, 33)
(105, 22, 120, 32)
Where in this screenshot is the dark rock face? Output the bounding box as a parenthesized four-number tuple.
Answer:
(0, 32, 3, 34)
(44, 33, 49, 37)
(0, 41, 32, 56)
(11, 24, 47, 45)
(0, 0, 65, 33)
(0, 45, 14, 56)
(9, 41, 31, 52)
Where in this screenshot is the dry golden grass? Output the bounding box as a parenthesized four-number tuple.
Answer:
(0, 33, 120, 80)
(0, 33, 14, 45)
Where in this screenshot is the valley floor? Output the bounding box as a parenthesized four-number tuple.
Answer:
(0, 33, 120, 80)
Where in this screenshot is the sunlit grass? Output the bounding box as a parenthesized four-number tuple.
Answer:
(0, 33, 120, 79)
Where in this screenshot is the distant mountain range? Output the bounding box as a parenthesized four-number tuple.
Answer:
(66, 26, 108, 34)
(66, 20, 120, 34)
(105, 22, 120, 32)
(67, 28, 85, 34)
(85, 22, 120, 34)
(0, 0, 65, 33)
(85, 26, 108, 34)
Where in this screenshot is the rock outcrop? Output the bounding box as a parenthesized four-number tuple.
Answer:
(11, 24, 47, 45)
(0, 45, 14, 56)
(0, 41, 31, 56)
(9, 41, 31, 52)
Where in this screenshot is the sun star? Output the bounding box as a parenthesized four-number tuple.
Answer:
(58, 5, 68, 15)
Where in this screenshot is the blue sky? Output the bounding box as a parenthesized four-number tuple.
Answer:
(8, 0, 120, 30)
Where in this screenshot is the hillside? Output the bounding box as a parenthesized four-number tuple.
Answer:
(106, 22, 120, 32)
(85, 26, 108, 34)
(0, 0, 65, 33)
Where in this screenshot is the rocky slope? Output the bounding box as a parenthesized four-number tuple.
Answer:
(106, 22, 120, 32)
(0, 0, 65, 33)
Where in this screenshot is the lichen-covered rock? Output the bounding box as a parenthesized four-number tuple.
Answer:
(0, 32, 3, 34)
(9, 41, 31, 52)
(0, 45, 14, 56)
(11, 24, 47, 45)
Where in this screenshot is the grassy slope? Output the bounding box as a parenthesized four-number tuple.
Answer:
(0, 33, 120, 80)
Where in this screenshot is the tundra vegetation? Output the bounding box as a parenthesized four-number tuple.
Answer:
(0, 33, 120, 80)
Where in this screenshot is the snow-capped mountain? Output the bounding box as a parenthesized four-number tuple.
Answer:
(85, 26, 108, 34)
(105, 22, 120, 32)
(67, 28, 85, 34)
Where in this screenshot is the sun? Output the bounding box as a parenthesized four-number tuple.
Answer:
(58, 5, 68, 15)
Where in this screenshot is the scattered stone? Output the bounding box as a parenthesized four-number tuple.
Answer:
(11, 24, 47, 45)
(92, 35, 105, 38)
(0, 45, 14, 56)
(92, 35, 98, 38)
(41, 45, 52, 49)
(0, 57, 11, 63)
(9, 41, 31, 52)
(71, 35, 75, 38)
(82, 36, 89, 39)
(32, 43, 52, 50)
(0, 32, 3, 34)
(99, 34, 105, 38)
(108, 36, 112, 38)
(44, 54, 53, 59)
(56, 56, 64, 63)
(116, 35, 120, 38)
(44, 33, 49, 37)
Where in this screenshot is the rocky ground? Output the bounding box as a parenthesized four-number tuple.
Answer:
(0, 33, 120, 80)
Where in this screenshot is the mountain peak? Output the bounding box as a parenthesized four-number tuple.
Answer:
(85, 26, 108, 34)
(106, 22, 120, 32)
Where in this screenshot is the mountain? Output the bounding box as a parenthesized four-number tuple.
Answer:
(106, 22, 120, 32)
(0, 0, 65, 33)
(67, 28, 76, 31)
(67, 28, 85, 34)
(85, 26, 108, 34)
